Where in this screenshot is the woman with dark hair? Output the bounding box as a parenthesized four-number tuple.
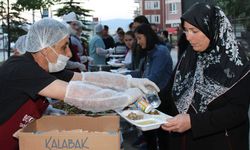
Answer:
(134, 23, 173, 90)
(161, 2, 250, 150)
(133, 15, 150, 29)
(134, 23, 173, 150)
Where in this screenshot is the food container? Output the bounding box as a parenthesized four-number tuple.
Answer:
(117, 109, 172, 131)
(145, 92, 161, 108)
(133, 98, 153, 113)
(88, 64, 111, 72)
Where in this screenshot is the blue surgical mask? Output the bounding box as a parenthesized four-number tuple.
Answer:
(47, 47, 69, 72)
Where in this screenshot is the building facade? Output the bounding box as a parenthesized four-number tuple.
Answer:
(165, 0, 182, 34)
(136, 0, 182, 34)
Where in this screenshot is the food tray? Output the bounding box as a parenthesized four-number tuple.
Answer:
(116, 109, 172, 131)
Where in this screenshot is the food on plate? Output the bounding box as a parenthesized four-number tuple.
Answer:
(148, 110, 160, 115)
(126, 112, 143, 120)
(137, 120, 157, 125)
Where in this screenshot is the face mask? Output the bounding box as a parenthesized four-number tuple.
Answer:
(47, 47, 69, 73)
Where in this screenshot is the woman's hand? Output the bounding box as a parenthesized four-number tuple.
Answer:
(161, 114, 191, 133)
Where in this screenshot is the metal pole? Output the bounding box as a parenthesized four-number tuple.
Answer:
(32, 9, 35, 23)
(162, 0, 165, 30)
(1, 1, 5, 61)
(7, 0, 10, 57)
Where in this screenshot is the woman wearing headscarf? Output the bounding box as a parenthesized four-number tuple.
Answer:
(134, 23, 173, 150)
(161, 2, 250, 150)
(0, 18, 159, 149)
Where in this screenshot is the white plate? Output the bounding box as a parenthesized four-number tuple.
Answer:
(117, 109, 172, 131)
(110, 69, 131, 74)
(107, 61, 125, 67)
(109, 54, 125, 58)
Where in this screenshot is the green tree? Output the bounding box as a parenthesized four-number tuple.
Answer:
(55, 0, 92, 42)
(1, 2, 28, 43)
(7, 4, 28, 42)
(15, 0, 61, 18)
(216, 0, 250, 30)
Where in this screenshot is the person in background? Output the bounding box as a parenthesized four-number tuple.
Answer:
(113, 27, 124, 44)
(115, 30, 127, 55)
(130, 15, 150, 71)
(128, 22, 134, 31)
(0, 18, 160, 149)
(102, 25, 115, 49)
(13, 35, 27, 56)
(161, 30, 172, 51)
(102, 25, 115, 62)
(115, 30, 125, 46)
(150, 23, 159, 35)
(150, 24, 169, 47)
(89, 24, 114, 65)
(62, 12, 87, 72)
(135, 24, 172, 92)
(76, 21, 93, 69)
(123, 31, 135, 67)
(161, 3, 250, 150)
(134, 23, 173, 150)
(76, 21, 89, 58)
(133, 15, 150, 29)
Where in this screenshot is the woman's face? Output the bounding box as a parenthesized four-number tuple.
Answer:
(135, 33, 146, 49)
(124, 34, 135, 49)
(183, 21, 210, 52)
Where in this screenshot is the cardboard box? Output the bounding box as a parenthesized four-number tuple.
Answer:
(18, 115, 120, 150)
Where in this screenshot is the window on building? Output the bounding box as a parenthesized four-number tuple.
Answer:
(146, 15, 160, 24)
(145, 1, 160, 10)
(169, 3, 177, 14)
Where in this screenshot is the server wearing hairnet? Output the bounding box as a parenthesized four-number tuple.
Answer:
(13, 35, 27, 56)
(0, 18, 159, 149)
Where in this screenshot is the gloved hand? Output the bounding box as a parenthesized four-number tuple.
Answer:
(64, 81, 143, 112)
(80, 56, 94, 64)
(107, 48, 115, 54)
(76, 62, 86, 71)
(124, 88, 143, 104)
(80, 56, 88, 63)
(87, 56, 94, 62)
(128, 78, 160, 94)
(96, 48, 108, 55)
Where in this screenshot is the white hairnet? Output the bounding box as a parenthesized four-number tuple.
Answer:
(26, 18, 69, 53)
(61, 20, 77, 35)
(62, 12, 77, 22)
(77, 21, 83, 27)
(14, 35, 27, 53)
(95, 24, 103, 33)
(20, 24, 30, 32)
